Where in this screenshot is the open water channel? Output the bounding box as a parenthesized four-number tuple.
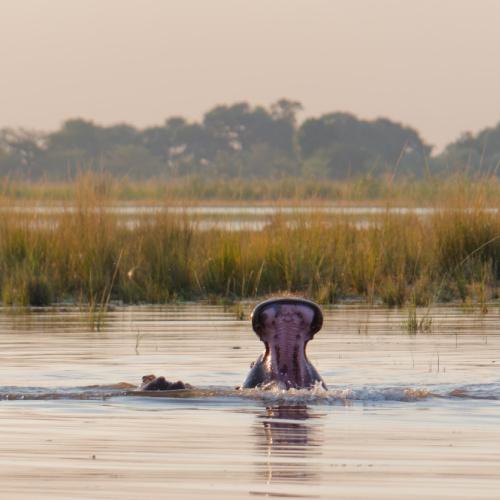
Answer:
(0, 304, 499, 499)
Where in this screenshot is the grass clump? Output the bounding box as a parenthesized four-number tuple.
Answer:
(402, 304, 432, 333)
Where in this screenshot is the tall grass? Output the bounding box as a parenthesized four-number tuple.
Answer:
(2, 171, 500, 206)
(0, 174, 499, 307)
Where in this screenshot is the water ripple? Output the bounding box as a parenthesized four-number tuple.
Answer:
(2, 382, 499, 403)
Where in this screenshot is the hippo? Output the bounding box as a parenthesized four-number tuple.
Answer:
(139, 374, 192, 391)
(140, 297, 326, 391)
(242, 297, 326, 390)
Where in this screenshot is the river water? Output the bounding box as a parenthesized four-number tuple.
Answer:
(5, 204, 494, 232)
(0, 304, 499, 499)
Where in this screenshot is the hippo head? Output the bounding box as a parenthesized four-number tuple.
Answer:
(244, 298, 325, 390)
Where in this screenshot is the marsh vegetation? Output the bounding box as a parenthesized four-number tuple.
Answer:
(1, 173, 500, 309)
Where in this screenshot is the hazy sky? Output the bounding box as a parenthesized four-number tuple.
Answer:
(1, 0, 499, 150)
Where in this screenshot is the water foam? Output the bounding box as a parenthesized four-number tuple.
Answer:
(243, 381, 431, 404)
(1, 382, 499, 403)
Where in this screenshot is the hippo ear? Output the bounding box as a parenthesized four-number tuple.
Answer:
(252, 305, 276, 338)
(309, 306, 323, 336)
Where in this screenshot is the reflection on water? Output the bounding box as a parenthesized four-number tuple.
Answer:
(254, 405, 322, 485)
(4, 204, 497, 233)
(4, 205, 499, 216)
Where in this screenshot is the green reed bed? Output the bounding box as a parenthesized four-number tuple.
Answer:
(0, 197, 499, 308)
(3, 172, 500, 206)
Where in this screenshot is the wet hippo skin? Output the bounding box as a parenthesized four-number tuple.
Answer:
(139, 374, 191, 391)
(242, 298, 326, 390)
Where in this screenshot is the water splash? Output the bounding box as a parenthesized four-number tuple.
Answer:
(1, 382, 499, 403)
(242, 381, 432, 404)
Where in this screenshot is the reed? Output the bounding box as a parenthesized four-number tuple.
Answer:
(2, 171, 500, 206)
(0, 174, 499, 308)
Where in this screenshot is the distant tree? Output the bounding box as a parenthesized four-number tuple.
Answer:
(164, 118, 218, 175)
(102, 124, 139, 147)
(47, 119, 103, 157)
(0, 128, 46, 177)
(100, 144, 163, 178)
(203, 102, 295, 157)
(200, 101, 299, 178)
(46, 120, 152, 177)
(442, 123, 500, 175)
(141, 126, 172, 163)
(270, 99, 303, 126)
(298, 113, 431, 178)
(213, 143, 299, 178)
(0, 148, 20, 176)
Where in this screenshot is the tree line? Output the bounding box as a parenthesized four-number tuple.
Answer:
(1, 99, 499, 180)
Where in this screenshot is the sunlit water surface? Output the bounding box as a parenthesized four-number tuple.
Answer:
(0, 304, 499, 499)
(5, 204, 498, 232)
